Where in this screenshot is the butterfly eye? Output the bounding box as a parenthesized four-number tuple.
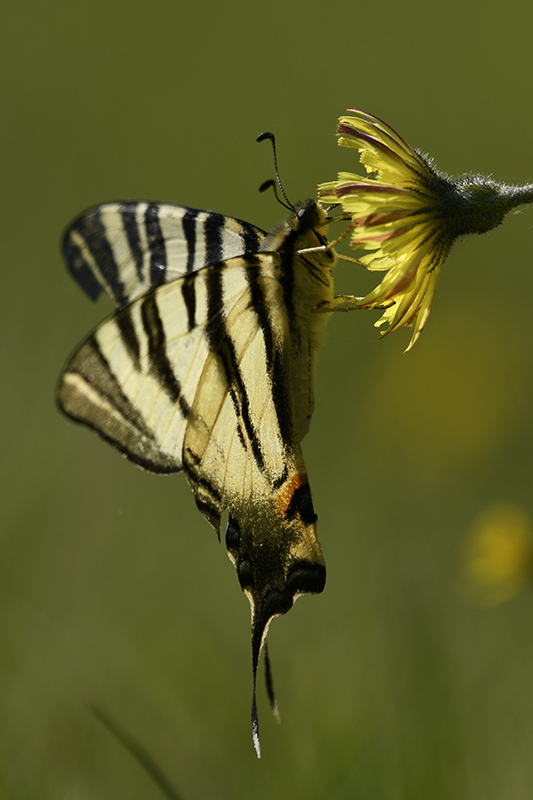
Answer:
(297, 203, 320, 231)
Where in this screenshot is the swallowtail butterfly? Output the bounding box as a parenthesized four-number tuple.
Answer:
(57, 175, 348, 756)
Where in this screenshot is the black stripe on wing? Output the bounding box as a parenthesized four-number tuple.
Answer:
(181, 271, 197, 331)
(58, 335, 182, 474)
(120, 203, 144, 282)
(115, 306, 141, 370)
(181, 208, 199, 272)
(203, 211, 264, 267)
(145, 204, 168, 288)
(140, 293, 191, 418)
(243, 260, 295, 456)
(204, 261, 265, 473)
(277, 227, 299, 320)
(63, 234, 102, 301)
(204, 212, 225, 264)
(239, 220, 265, 255)
(64, 208, 128, 306)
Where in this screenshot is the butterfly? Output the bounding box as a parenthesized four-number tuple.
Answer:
(57, 174, 348, 756)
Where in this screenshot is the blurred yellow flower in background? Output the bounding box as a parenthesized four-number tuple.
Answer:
(464, 503, 533, 606)
(319, 110, 533, 351)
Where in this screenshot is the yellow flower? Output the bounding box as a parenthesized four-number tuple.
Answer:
(464, 503, 533, 606)
(319, 110, 533, 351)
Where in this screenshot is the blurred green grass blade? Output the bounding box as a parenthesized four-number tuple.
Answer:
(89, 704, 186, 800)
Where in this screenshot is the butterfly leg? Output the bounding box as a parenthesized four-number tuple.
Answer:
(312, 295, 363, 312)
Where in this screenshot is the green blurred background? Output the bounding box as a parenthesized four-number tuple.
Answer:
(3, 0, 533, 797)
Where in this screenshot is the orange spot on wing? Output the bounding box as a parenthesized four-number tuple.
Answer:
(276, 473, 308, 517)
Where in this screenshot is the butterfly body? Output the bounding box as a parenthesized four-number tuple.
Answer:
(259, 200, 335, 439)
(58, 197, 335, 756)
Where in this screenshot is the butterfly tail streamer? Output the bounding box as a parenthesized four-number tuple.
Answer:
(251, 608, 267, 759)
(250, 601, 281, 758)
(264, 642, 280, 722)
(252, 684, 261, 759)
(250, 637, 280, 758)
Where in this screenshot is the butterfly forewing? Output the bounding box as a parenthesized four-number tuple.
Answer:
(64, 201, 267, 308)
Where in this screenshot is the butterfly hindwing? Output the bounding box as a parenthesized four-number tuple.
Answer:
(58, 198, 336, 757)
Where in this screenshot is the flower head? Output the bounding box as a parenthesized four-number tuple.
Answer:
(319, 110, 533, 351)
(465, 503, 533, 606)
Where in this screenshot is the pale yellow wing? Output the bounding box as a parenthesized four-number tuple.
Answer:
(58, 252, 326, 756)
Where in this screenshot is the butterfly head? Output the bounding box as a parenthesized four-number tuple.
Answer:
(295, 199, 326, 232)
(260, 199, 333, 260)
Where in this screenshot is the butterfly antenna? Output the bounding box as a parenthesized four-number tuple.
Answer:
(257, 132, 294, 210)
(258, 179, 292, 212)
